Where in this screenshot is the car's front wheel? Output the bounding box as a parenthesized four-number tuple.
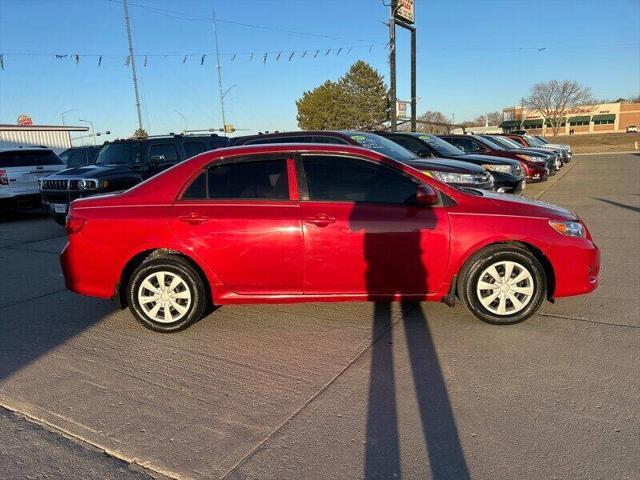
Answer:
(458, 245, 547, 325)
(127, 256, 208, 332)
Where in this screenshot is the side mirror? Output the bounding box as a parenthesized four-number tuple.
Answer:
(149, 154, 164, 168)
(416, 184, 438, 206)
(416, 149, 433, 158)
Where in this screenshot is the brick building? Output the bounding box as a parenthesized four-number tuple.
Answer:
(500, 101, 640, 135)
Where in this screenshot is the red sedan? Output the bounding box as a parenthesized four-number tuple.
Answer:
(61, 144, 599, 332)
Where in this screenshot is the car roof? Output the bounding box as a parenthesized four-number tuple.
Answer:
(0, 145, 54, 153)
(231, 130, 351, 145)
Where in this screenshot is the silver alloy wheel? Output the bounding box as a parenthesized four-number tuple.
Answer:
(137, 271, 192, 323)
(476, 260, 534, 316)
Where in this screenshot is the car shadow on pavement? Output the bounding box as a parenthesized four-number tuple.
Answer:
(0, 294, 113, 383)
(594, 197, 640, 214)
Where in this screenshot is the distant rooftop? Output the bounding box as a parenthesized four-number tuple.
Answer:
(0, 124, 89, 132)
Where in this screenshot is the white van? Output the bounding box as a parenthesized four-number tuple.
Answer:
(0, 147, 66, 208)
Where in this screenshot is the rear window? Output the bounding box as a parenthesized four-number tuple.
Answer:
(0, 150, 63, 167)
(184, 141, 206, 158)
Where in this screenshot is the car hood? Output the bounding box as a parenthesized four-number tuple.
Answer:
(477, 190, 578, 221)
(404, 157, 485, 173)
(49, 164, 138, 179)
(508, 148, 552, 158)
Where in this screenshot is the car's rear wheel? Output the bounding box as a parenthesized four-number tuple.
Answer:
(458, 245, 547, 325)
(127, 256, 208, 332)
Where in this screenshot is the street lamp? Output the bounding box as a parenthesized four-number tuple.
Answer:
(60, 109, 78, 126)
(78, 119, 96, 145)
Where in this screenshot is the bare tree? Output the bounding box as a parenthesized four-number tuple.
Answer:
(526, 80, 593, 136)
(415, 111, 451, 133)
(486, 111, 503, 125)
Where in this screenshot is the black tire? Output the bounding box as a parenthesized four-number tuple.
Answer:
(457, 245, 547, 325)
(53, 213, 66, 226)
(127, 255, 208, 332)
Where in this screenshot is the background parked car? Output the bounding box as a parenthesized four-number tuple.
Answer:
(376, 131, 526, 194)
(0, 146, 66, 209)
(232, 130, 495, 191)
(438, 134, 550, 182)
(58, 145, 102, 168)
(494, 133, 571, 168)
(481, 135, 562, 173)
(41, 133, 229, 224)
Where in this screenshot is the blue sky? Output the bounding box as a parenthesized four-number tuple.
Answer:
(0, 0, 638, 139)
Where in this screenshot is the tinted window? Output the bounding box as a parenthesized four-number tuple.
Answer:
(0, 150, 62, 167)
(445, 137, 487, 153)
(245, 136, 313, 145)
(87, 147, 100, 164)
(149, 143, 179, 162)
(302, 155, 418, 204)
(182, 172, 207, 199)
(184, 142, 206, 158)
(66, 150, 86, 168)
(207, 159, 289, 200)
(417, 134, 466, 156)
(97, 142, 142, 165)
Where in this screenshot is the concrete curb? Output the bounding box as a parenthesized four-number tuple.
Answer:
(573, 150, 639, 156)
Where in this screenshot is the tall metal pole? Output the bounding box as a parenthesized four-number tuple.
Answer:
(212, 9, 226, 131)
(123, 0, 144, 131)
(410, 28, 416, 132)
(389, 8, 397, 131)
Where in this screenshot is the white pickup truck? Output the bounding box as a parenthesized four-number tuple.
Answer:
(0, 147, 66, 209)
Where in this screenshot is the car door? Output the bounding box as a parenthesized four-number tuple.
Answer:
(170, 154, 303, 295)
(297, 154, 450, 297)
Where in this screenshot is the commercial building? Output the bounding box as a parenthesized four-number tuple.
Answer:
(0, 124, 88, 154)
(500, 101, 640, 135)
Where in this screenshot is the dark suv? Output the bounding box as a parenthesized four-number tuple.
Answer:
(377, 132, 526, 194)
(231, 131, 495, 191)
(58, 145, 102, 168)
(41, 134, 229, 224)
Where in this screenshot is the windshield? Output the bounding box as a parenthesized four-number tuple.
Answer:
(473, 135, 505, 151)
(523, 135, 544, 146)
(96, 142, 143, 165)
(345, 132, 416, 162)
(535, 135, 549, 144)
(417, 134, 466, 156)
(0, 150, 63, 167)
(483, 135, 521, 150)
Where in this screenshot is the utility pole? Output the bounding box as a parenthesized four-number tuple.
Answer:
(212, 9, 227, 131)
(520, 97, 525, 130)
(388, 14, 397, 131)
(123, 0, 144, 131)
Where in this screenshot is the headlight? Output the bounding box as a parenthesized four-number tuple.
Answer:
(516, 154, 545, 163)
(549, 220, 585, 238)
(482, 164, 511, 174)
(431, 171, 483, 185)
(77, 179, 98, 190)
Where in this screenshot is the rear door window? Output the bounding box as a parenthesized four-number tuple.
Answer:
(207, 159, 289, 200)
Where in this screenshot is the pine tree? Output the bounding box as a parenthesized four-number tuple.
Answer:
(133, 128, 149, 139)
(296, 61, 388, 130)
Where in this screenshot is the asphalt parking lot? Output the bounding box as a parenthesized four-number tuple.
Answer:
(1, 153, 638, 480)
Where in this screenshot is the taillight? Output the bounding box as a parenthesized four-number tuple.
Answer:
(65, 216, 86, 234)
(0, 169, 8, 186)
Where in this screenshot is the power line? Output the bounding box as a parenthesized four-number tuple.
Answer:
(105, 0, 375, 43)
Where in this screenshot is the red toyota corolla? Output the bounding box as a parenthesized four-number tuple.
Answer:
(61, 144, 599, 332)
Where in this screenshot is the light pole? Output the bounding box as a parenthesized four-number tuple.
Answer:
(174, 110, 188, 132)
(78, 119, 96, 145)
(60, 109, 77, 126)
